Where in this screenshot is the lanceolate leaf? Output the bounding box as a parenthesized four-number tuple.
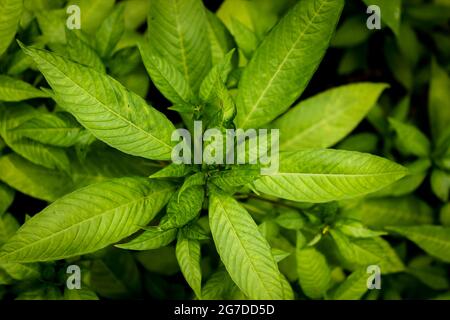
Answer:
(95, 5, 125, 59)
(0, 178, 174, 263)
(0, 76, 49, 101)
(273, 83, 388, 150)
(116, 227, 177, 251)
(64, 288, 99, 300)
(139, 42, 194, 105)
(0, 104, 70, 172)
(209, 165, 260, 192)
(0, 0, 23, 56)
(160, 186, 204, 230)
(0, 183, 14, 215)
(340, 196, 433, 228)
(176, 232, 202, 298)
(235, 0, 344, 129)
(0, 213, 18, 245)
(387, 226, 450, 263)
(205, 10, 237, 66)
(331, 268, 368, 300)
(330, 230, 404, 273)
(0, 154, 74, 202)
(150, 163, 192, 179)
(431, 169, 450, 203)
(66, 30, 105, 73)
(147, 0, 212, 93)
(90, 249, 141, 299)
(296, 247, 331, 299)
(21, 45, 175, 161)
(12, 112, 87, 147)
(254, 150, 407, 203)
(389, 118, 431, 157)
(429, 60, 450, 143)
(209, 191, 285, 299)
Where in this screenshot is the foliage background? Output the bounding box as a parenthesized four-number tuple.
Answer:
(0, 0, 449, 300)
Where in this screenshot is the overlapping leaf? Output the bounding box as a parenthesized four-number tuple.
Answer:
(21, 45, 175, 160)
(0, 178, 174, 262)
(254, 150, 407, 203)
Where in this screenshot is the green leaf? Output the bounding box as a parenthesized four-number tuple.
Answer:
(150, 163, 192, 179)
(362, 0, 402, 36)
(0, 76, 49, 101)
(95, 5, 125, 59)
(0, 261, 40, 282)
(296, 247, 331, 299)
(209, 165, 260, 193)
(254, 150, 407, 203)
(0, 0, 23, 56)
(65, 30, 105, 73)
(0, 104, 70, 172)
(90, 249, 141, 299)
(441, 203, 450, 227)
(0, 213, 19, 245)
(274, 83, 387, 150)
(369, 158, 430, 198)
(429, 60, 450, 143)
(178, 172, 206, 200)
(209, 191, 284, 299)
(431, 169, 450, 202)
(160, 186, 204, 230)
(407, 257, 449, 290)
(387, 225, 450, 263)
(115, 227, 177, 251)
(64, 288, 99, 300)
(272, 248, 291, 263)
(230, 18, 259, 59)
(275, 210, 305, 230)
(136, 247, 180, 276)
(36, 9, 66, 44)
(330, 230, 404, 273)
(21, 44, 176, 161)
(235, 0, 344, 129)
(205, 10, 237, 66)
(199, 50, 234, 102)
(331, 15, 370, 48)
(336, 220, 387, 238)
(0, 177, 174, 263)
(340, 196, 433, 228)
(337, 133, 379, 154)
(123, 0, 150, 31)
(139, 42, 194, 105)
(12, 112, 87, 147)
(176, 232, 202, 298)
(0, 183, 14, 215)
(0, 147, 156, 202)
(147, 0, 212, 93)
(331, 268, 368, 300)
(201, 266, 237, 300)
(0, 154, 74, 201)
(384, 38, 412, 90)
(388, 118, 431, 157)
